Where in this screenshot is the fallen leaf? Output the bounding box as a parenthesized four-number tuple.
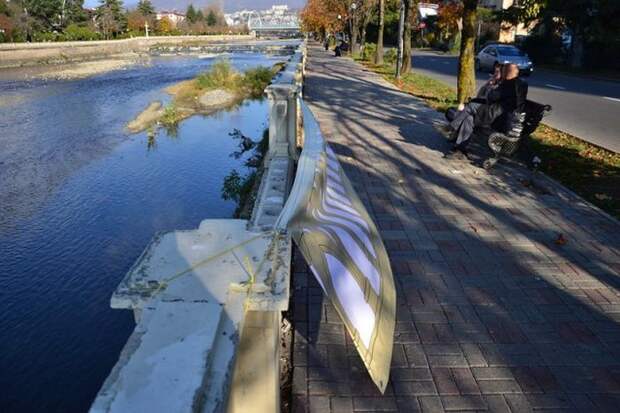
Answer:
(594, 193, 612, 201)
(554, 233, 567, 246)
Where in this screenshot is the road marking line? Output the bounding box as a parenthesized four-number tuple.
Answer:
(603, 96, 620, 103)
(545, 83, 567, 90)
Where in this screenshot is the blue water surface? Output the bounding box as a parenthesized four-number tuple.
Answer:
(0, 53, 280, 412)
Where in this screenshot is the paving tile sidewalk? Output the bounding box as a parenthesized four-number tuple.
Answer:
(290, 45, 620, 412)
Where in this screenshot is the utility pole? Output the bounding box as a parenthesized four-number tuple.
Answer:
(395, 0, 405, 79)
(145, 21, 149, 38)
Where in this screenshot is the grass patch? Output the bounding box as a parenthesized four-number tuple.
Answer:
(529, 124, 620, 217)
(357, 56, 620, 218)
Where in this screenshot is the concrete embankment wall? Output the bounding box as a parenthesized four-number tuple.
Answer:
(0, 35, 255, 68)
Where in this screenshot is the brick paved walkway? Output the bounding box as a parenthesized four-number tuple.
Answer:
(290, 46, 620, 413)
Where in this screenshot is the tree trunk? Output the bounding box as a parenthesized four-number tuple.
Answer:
(396, 0, 405, 79)
(457, 0, 477, 104)
(361, 25, 367, 49)
(351, 16, 360, 55)
(401, 0, 416, 74)
(375, 0, 385, 65)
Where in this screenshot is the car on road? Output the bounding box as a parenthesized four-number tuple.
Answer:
(475, 44, 533, 76)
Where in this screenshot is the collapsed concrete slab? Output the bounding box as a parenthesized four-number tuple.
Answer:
(111, 219, 271, 312)
(93, 220, 278, 413)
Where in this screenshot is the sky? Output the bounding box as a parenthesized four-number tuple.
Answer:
(83, 0, 306, 12)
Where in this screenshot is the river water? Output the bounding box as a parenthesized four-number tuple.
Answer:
(0, 52, 284, 412)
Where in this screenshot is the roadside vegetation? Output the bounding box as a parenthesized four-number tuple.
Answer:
(355, 52, 620, 219)
(0, 0, 245, 43)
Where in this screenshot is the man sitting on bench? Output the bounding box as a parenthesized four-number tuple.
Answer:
(445, 63, 528, 159)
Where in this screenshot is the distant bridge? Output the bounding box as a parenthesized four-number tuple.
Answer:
(247, 11, 300, 35)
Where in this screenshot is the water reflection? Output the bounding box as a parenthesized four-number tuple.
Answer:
(221, 126, 269, 217)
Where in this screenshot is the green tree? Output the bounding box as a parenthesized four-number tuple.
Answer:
(499, 0, 620, 68)
(137, 0, 154, 17)
(206, 9, 216, 26)
(457, 0, 478, 104)
(195, 9, 204, 21)
(186, 4, 196, 23)
(96, 0, 126, 39)
(17, 0, 85, 32)
(23, 0, 61, 30)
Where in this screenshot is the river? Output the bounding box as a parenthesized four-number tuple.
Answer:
(0, 52, 285, 412)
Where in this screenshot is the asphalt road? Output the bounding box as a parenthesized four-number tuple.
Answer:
(411, 50, 620, 153)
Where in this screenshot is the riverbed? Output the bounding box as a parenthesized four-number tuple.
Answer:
(0, 52, 285, 412)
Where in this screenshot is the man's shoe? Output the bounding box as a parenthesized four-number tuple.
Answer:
(448, 129, 458, 143)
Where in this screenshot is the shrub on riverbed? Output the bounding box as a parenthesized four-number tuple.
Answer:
(160, 104, 179, 126)
(129, 60, 284, 136)
(242, 66, 276, 98)
(170, 59, 285, 108)
(196, 59, 242, 90)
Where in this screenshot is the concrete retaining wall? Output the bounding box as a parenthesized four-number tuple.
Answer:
(0, 35, 255, 68)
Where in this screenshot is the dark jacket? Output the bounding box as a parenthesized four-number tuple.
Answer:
(487, 77, 528, 113)
(482, 77, 528, 131)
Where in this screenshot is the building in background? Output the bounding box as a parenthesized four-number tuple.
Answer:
(418, 2, 439, 20)
(479, 0, 532, 43)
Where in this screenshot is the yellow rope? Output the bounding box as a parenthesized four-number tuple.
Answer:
(152, 232, 268, 295)
(243, 255, 256, 284)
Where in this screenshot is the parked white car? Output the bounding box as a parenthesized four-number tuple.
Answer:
(476, 43, 534, 76)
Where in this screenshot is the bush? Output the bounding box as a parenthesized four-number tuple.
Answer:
(32, 31, 59, 42)
(384, 48, 398, 65)
(361, 42, 376, 61)
(160, 104, 179, 126)
(196, 59, 241, 90)
(242, 66, 273, 98)
(63, 24, 101, 41)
